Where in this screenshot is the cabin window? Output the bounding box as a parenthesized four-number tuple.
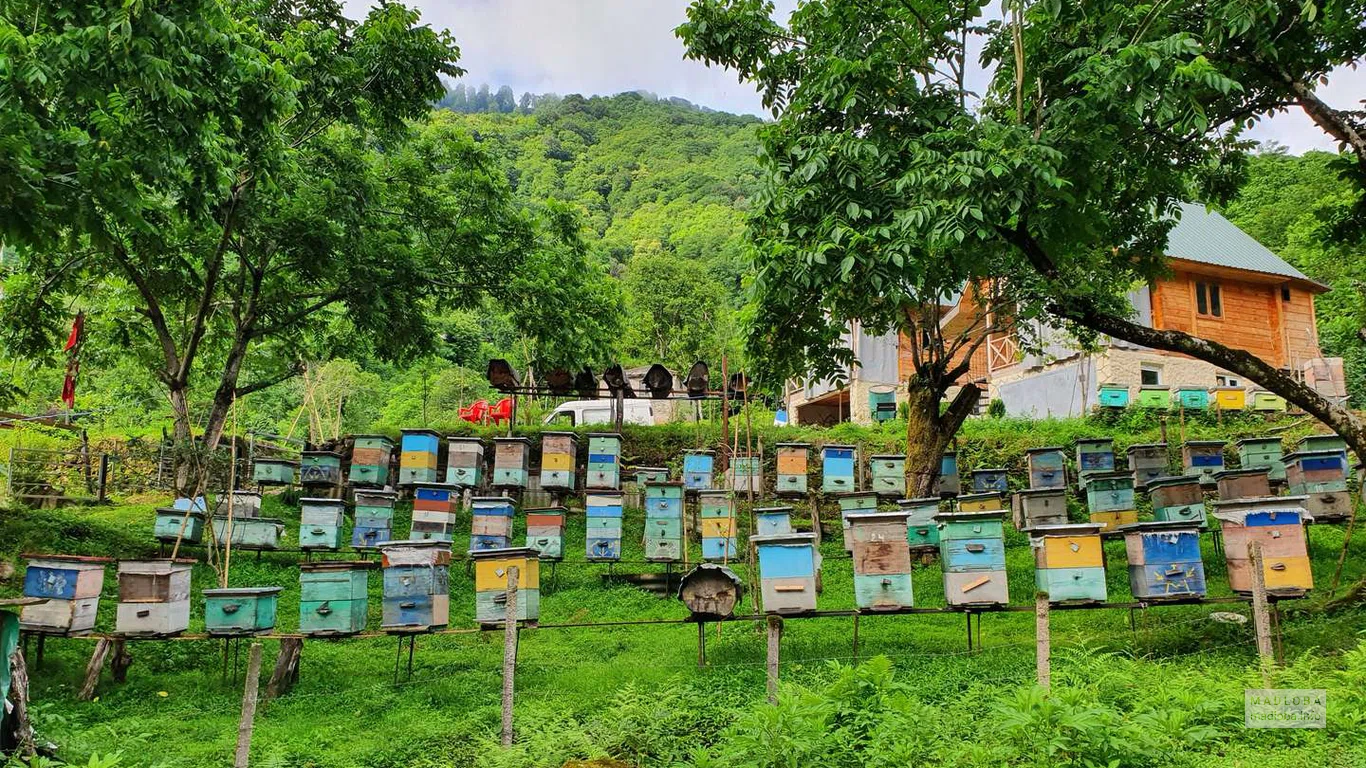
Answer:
(1216, 375, 1241, 388)
(1195, 282, 1222, 317)
(1141, 365, 1162, 386)
(1282, 286, 1292, 302)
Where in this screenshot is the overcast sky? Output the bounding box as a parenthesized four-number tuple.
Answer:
(348, 0, 1361, 155)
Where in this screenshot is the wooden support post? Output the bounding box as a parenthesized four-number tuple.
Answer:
(765, 615, 782, 704)
(111, 639, 132, 683)
(852, 613, 860, 662)
(266, 637, 303, 700)
(1035, 592, 1051, 690)
(8, 646, 35, 758)
(234, 643, 264, 768)
(696, 621, 706, 668)
(1248, 541, 1274, 685)
(97, 453, 110, 503)
(78, 636, 112, 701)
(501, 565, 520, 748)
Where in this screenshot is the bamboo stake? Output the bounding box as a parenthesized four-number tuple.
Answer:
(234, 643, 264, 768)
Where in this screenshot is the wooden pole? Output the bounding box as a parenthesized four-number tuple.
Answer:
(1248, 541, 1274, 685)
(765, 615, 782, 704)
(77, 636, 112, 701)
(1035, 592, 1051, 690)
(234, 642, 264, 768)
(266, 637, 303, 700)
(8, 646, 36, 758)
(696, 621, 706, 668)
(1328, 496, 1358, 595)
(501, 565, 520, 748)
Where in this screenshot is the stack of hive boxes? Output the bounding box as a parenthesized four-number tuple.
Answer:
(643, 482, 684, 562)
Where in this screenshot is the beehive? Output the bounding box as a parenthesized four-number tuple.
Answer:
(1084, 471, 1137, 532)
(938, 451, 961, 497)
(754, 505, 794, 537)
(348, 434, 394, 486)
(352, 488, 397, 548)
(726, 454, 763, 494)
(1214, 468, 1272, 501)
(699, 490, 738, 559)
(821, 444, 857, 493)
(1127, 442, 1170, 488)
(115, 559, 194, 637)
(215, 490, 262, 519)
(299, 497, 346, 550)
(936, 511, 1008, 607)
(174, 496, 207, 513)
(1212, 497, 1312, 597)
(300, 451, 344, 488)
(847, 512, 913, 611)
(1144, 475, 1206, 525)
(1030, 524, 1106, 604)
(1210, 386, 1246, 411)
(1137, 385, 1170, 408)
(1296, 434, 1348, 460)
(1011, 488, 1068, 531)
(753, 532, 819, 614)
(898, 497, 941, 549)
(1075, 438, 1116, 487)
(398, 429, 442, 486)
(678, 563, 743, 619)
(379, 541, 451, 632)
(213, 517, 285, 550)
(970, 468, 1009, 494)
(868, 454, 907, 498)
(1120, 522, 1207, 601)
(585, 491, 624, 561)
(492, 437, 532, 489)
(1097, 383, 1130, 408)
(957, 491, 1008, 513)
(469, 496, 516, 552)
(203, 587, 281, 637)
(1236, 437, 1287, 483)
(253, 458, 297, 486)
(643, 482, 685, 562)
(446, 437, 485, 487)
(837, 492, 879, 551)
(154, 508, 205, 545)
(682, 450, 715, 491)
(20, 555, 111, 635)
(1250, 390, 1287, 412)
(1026, 447, 1067, 490)
(1181, 440, 1226, 485)
(634, 467, 669, 485)
(538, 432, 577, 491)
(1283, 450, 1351, 521)
(586, 433, 623, 490)
(299, 561, 374, 636)
(411, 483, 461, 544)
(524, 507, 566, 561)
(774, 442, 810, 496)
(1173, 387, 1209, 410)
(472, 547, 540, 625)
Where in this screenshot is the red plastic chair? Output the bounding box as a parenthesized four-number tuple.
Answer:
(459, 400, 489, 425)
(487, 397, 513, 425)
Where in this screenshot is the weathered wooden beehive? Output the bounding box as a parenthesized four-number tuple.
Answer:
(472, 547, 541, 625)
(115, 559, 194, 637)
(1211, 497, 1312, 597)
(154, 508, 205, 545)
(956, 491, 1008, 513)
(470, 496, 516, 552)
(821, 444, 857, 494)
(1235, 437, 1287, 483)
(1214, 468, 1272, 501)
(1084, 471, 1138, 531)
(585, 490, 624, 561)
(1181, 440, 1226, 485)
(1210, 386, 1246, 411)
(215, 490, 262, 519)
(492, 437, 532, 489)
(1284, 450, 1351, 520)
(754, 505, 794, 537)
(774, 442, 810, 496)
(938, 451, 961, 497)
(538, 432, 576, 491)
(398, 429, 442, 486)
(1126, 442, 1170, 489)
(213, 516, 285, 550)
(936, 511, 1008, 608)
(1011, 488, 1068, 531)
(299, 561, 374, 636)
(20, 555, 111, 635)
(682, 450, 715, 491)
(726, 454, 763, 494)
(203, 587, 282, 637)
(1144, 475, 1206, 525)
(1120, 521, 1206, 601)
(868, 454, 907, 498)
(836, 492, 878, 551)
(1030, 524, 1106, 604)
(445, 437, 485, 487)
(379, 540, 451, 632)
(1075, 438, 1116, 487)
(524, 507, 565, 561)
(898, 497, 941, 549)
(753, 532, 819, 613)
(586, 433, 623, 490)
(678, 563, 744, 619)
(698, 490, 737, 560)
(253, 458, 297, 486)
(970, 468, 1009, 494)
(634, 467, 669, 485)
(300, 451, 344, 488)
(643, 481, 684, 562)
(847, 511, 913, 611)
(1025, 447, 1067, 490)
(352, 488, 397, 548)
(1296, 434, 1348, 459)
(299, 497, 346, 550)
(348, 435, 394, 487)
(411, 483, 460, 544)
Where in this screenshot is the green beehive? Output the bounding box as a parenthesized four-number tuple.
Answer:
(154, 508, 205, 545)
(203, 587, 281, 636)
(299, 562, 373, 636)
(1137, 385, 1170, 408)
(299, 498, 345, 551)
(348, 435, 394, 486)
(868, 454, 906, 498)
(253, 458, 298, 486)
(213, 517, 285, 550)
(1172, 387, 1209, 410)
(1236, 437, 1286, 483)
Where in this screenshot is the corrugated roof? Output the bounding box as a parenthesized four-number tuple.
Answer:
(1166, 202, 1317, 286)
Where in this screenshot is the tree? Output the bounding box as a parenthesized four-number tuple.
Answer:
(678, 0, 1366, 482)
(472, 83, 492, 112)
(494, 85, 517, 114)
(622, 251, 738, 374)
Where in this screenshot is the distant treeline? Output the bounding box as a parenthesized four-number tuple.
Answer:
(436, 82, 722, 115)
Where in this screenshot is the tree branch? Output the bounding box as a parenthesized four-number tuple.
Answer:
(235, 363, 305, 398)
(108, 241, 180, 383)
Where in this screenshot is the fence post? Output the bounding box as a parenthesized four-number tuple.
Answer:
(1035, 592, 1051, 690)
(765, 615, 783, 704)
(97, 454, 110, 503)
(234, 643, 264, 768)
(1248, 541, 1274, 685)
(501, 565, 520, 747)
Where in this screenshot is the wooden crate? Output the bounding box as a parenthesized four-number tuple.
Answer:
(1210, 386, 1246, 410)
(253, 458, 297, 486)
(586, 433, 623, 490)
(525, 507, 566, 561)
(643, 482, 685, 563)
(352, 489, 397, 548)
(1097, 384, 1130, 408)
(348, 435, 394, 487)
(1137, 385, 1169, 408)
(1075, 438, 1116, 486)
(837, 493, 879, 551)
(1084, 471, 1135, 513)
(20, 555, 111, 636)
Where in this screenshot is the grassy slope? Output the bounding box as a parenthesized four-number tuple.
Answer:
(2, 415, 1364, 767)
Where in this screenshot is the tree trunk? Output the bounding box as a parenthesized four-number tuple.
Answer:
(168, 385, 196, 496)
(905, 380, 981, 497)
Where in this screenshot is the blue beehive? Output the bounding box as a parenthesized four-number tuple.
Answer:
(753, 533, 819, 614)
(936, 511, 1009, 607)
(643, 482, 684, 562)
(970, 468, 1009, 493)
(586, 491, 624, 561)
(470, 496, 516, 552)
(754, 505, 795, 536)
(683, 450, 716, 490)
(821, 445, 857, 494)
(698, 490, 737, 559)
(1120, 521, 1207, 600)
(379, 541, 451, 632)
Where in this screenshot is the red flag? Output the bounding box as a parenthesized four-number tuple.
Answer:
(60, 312, 84, 409)
(63, 313, 84, 352)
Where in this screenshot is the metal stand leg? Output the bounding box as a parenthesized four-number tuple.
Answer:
(852, 614, 860, 662)
(35, 635, 45, 670)
(975, 612, 982, 650)
(407, 635, 416, 678)
(394, 636, 403, 684)
(965, 612, 973, 651)
(697, 622, 706, 668)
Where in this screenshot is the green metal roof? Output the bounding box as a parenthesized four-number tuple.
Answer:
(1166, 203, 1323, 289)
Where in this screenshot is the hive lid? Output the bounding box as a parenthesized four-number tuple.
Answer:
(1027, 523, 1103, 537)
(1013, 487, 1067, 498)
(377, 539, 452, 552)
(1210, 385, 1244, 391)
(1235, 436, 1284, 447)
(1083, 470, 1134, 483)
(494, 436, 532, 444)
(302, 450, 343, 458)
(413, 481, 464, 492)
(835, 491, 879, 500)
(749, 532, 816, 544)
(941, 450, 958, 456)
(213, 516, 285, 524)
(1211, 495, 1308, 510)
(955, 491, 1006, 502)
(524, 506, 568, 514)
(447, 435, 485, 444)
(0, 597, 47, 608)
(400, 428, 442, 436)
(353, 489, 399, 500)
(1139, 384, 1170, 390)
(21, 553, 114, 564)
(1183, 440, 1227, 447)
(1144, 475, 1202, 489)
(255, 458, 299, 466)
(1116, 520, 1201, 533)
(1075, 438, 1115, 446)
(470, 496, 517, 504)
(676, 562, 744, 602)
(934, 510, 1005, 522)
(971, 467, 1009, 474)
(350, 433, 395, 442)
(754, 505, 795, 514)
(1212, 468, 1270, 480)
(1281, 450, 1347, 462)
(683, 448, 715, 455)
(203, 586, 283, 597)
(469, 546, 540, 560)
(1127, 442, 1168, 451)
(774, 442, 811, 448)
(1026, 446, 1065, 453)
(821, 443, 857, 449)
(587, 432, 623, 439)
(299, 497, 347, 505)
(299, 561, 378, 572)
(696, 489, 731, 498)
(585, 491, 625, 500)
(868, 453, 904, 461)
(155, 507, 206, 519)
(844, 511, 911, 524)
(540, 430, 577, 438)
(896, 496, 942, 506)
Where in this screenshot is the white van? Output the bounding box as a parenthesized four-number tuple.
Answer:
(542, 400, 655, 427)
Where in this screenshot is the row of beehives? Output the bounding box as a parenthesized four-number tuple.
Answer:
(1095, 384, 1289, 411)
